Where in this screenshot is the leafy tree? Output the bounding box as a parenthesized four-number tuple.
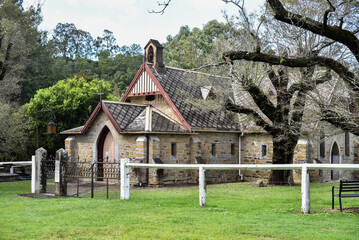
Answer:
(26, 76, 116, 154)
(51, 23, 94, 59)
(0, 0, 42, 101)
(0, 103, 31, 162)
(163, 20, 239, 69)
(20, 32, 57, 103)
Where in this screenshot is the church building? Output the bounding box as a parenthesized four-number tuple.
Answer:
(61, 39, 359, 185)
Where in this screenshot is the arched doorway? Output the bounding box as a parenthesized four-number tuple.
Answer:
(331, 142, 340, 180)
(97, 126, 115, 181)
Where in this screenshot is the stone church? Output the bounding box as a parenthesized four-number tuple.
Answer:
(61, 39, 359, 185)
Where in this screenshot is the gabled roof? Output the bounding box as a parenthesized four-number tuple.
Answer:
(61, 100, 190, 135)
(144, 39, 163, 49)
(148, 65, 240, 131)
(121, 63, 239, 132)
(78, 101, 147, 135)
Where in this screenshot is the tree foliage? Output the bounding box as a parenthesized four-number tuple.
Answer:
(20, 23, 143, 103)
(0, 0, 42, 101)
(0, 103, 31, 161)
(164, 20, 240, 69)
(25, 77, 116, 154)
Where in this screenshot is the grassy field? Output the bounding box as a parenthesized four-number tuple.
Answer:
(0, 181, 358, 240)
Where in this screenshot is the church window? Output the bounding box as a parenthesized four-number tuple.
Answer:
(211, 144, 217, 157)
(147, 46, 154, 63)
(171, 143, 177, 157)
(231, 143, 236, 157)
(320, 132, 325, 158)
(261, 145, 267, 158)
(345, 132, 350, 156)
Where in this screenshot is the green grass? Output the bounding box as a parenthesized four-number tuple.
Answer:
(0, 181, 358, 240)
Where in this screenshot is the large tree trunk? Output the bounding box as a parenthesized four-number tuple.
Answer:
(268, 138, 297, 185)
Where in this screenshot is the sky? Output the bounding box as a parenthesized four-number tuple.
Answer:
(23, 0, 265, 48)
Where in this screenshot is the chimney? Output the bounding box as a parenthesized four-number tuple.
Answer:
(144, 39, 165, 73)
(145, 105, 152, 132)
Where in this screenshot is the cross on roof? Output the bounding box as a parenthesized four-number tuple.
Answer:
(98, 89, 104, 102)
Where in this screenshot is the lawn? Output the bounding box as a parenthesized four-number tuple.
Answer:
(0, 181, 358, 240)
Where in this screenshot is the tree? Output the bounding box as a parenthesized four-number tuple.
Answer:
(25, 76, 116, 154)
(221, 0, 359, 135)
(20, 32, 57, 103)
(152, 0, 358, 184)
(0, 103, 32, 161)
(51, 23, 94, 59)
(0, 0, 42, 101)
(164, 20, 240, 69)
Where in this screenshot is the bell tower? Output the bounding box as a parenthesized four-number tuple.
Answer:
(144, 39, 165, 73)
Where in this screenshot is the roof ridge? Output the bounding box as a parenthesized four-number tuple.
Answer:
(103, 100, 147, 107)
(164, 65, 230, 79)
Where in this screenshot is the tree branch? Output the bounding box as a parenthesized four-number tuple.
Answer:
(223, 50, 359, 94)
(225, 100, 274, 133)
(245, 82, 277, 122)
(323, 0, 335, 28)
(322, 108, 359, 135)
(190, 61, 227, 71)
(266, 0, 359, 62)
(148, 0, 172, 15)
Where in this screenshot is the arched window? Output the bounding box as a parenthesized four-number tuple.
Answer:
(147, 46, 154, 63)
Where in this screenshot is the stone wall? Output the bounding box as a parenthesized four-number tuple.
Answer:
(241, 131, 358, 183)
(64, 109, 241, 185)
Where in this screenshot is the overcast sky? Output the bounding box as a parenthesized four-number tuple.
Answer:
(23, 0, 265, 48)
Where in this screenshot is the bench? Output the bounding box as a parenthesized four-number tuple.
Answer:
(332, 180, 359, 212)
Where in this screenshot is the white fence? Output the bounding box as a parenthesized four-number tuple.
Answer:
(120, 159, 359, 213)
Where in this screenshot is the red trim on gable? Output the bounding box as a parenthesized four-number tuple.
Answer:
(121, 63, 192, 131)
(128, 91, 161, 97)
(101, 102, 122, 134)
(81, 101, 122, 135)
(121, 63, 145, 102)
(81, 101, 102, 134)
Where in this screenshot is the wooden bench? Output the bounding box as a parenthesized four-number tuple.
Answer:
(332, 180, 359, 212)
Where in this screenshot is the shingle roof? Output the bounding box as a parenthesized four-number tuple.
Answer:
(124, 109, 187, 133)
(60, 126, 84, 134)
(103, 101, 146, 130)
(150, 65, 240, 131)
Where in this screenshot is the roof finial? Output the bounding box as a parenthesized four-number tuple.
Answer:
(98, 89, 104, 102)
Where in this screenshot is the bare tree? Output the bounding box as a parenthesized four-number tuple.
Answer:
(151, 0, 359, 184)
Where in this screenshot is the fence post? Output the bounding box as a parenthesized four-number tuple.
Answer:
(120, 158, 130, 200)
(199, 166, 206, 206)
(55, 148, 68, 196)
(301, 165, 310, 213)
(35, 148, 47, 193)
(31, 155, 36, 193)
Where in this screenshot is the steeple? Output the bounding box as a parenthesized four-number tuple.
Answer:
(144, 39, 165, 73)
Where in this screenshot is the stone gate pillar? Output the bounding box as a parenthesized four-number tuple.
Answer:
(55, 148, 68, 196)
(34, 148, 47, 193)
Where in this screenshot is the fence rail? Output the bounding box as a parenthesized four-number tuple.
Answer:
(121, 160, 359, 213)
(0, 161, 32, 166)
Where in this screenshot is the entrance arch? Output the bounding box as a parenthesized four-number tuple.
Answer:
(97, 126, 115, 180)
(331, 142, 340, 180)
